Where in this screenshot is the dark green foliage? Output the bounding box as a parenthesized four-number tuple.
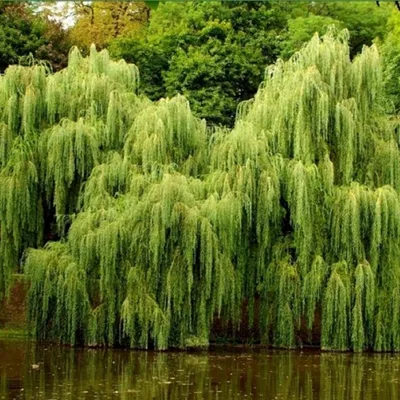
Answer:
(0, 3, 72, 73)
(283, 2, 392, 59)
(110, 2, 287, 126)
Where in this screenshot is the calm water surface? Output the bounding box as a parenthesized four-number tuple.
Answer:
(0, 340, 399, 399)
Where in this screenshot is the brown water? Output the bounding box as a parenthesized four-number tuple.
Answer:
(0, 340, 399, 399)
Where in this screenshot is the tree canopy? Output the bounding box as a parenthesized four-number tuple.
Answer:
(110, 2, 288, 126)
(0, 2, 72, 73)
(70, 2, 149, 50)
(1, 29, 400, 351)
(285, 2, 391, 57)
(381, 9, 400, 114)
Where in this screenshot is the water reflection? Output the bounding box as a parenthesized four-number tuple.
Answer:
(0, 340, 399, 399)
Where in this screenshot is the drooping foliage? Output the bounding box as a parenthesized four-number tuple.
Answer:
(0, 138, 42, 295)
(2, 28, 400, 351)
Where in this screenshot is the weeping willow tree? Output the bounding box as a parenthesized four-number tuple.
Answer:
(2, 28, 400, 351)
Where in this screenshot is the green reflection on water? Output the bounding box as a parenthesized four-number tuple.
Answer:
(0, 341, 399, 399)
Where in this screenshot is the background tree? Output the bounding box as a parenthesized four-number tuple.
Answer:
(381, 9, 400, 113)
(70, 1, 149, 51)
(280, 15, 345, 59)
(285, 2, 392, 57)
(0, 2, 71, 72)
(110, 2, 288, 126)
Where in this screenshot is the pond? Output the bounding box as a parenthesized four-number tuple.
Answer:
(0, 340, 399, 399)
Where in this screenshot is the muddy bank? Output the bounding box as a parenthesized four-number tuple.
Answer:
(0, 275, 27, 332)
(0, 277, 323, 347)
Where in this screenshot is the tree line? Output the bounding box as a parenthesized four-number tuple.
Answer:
(2, 1, 400, 126)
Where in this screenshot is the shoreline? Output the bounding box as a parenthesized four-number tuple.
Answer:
(0, 332, 397, 354)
